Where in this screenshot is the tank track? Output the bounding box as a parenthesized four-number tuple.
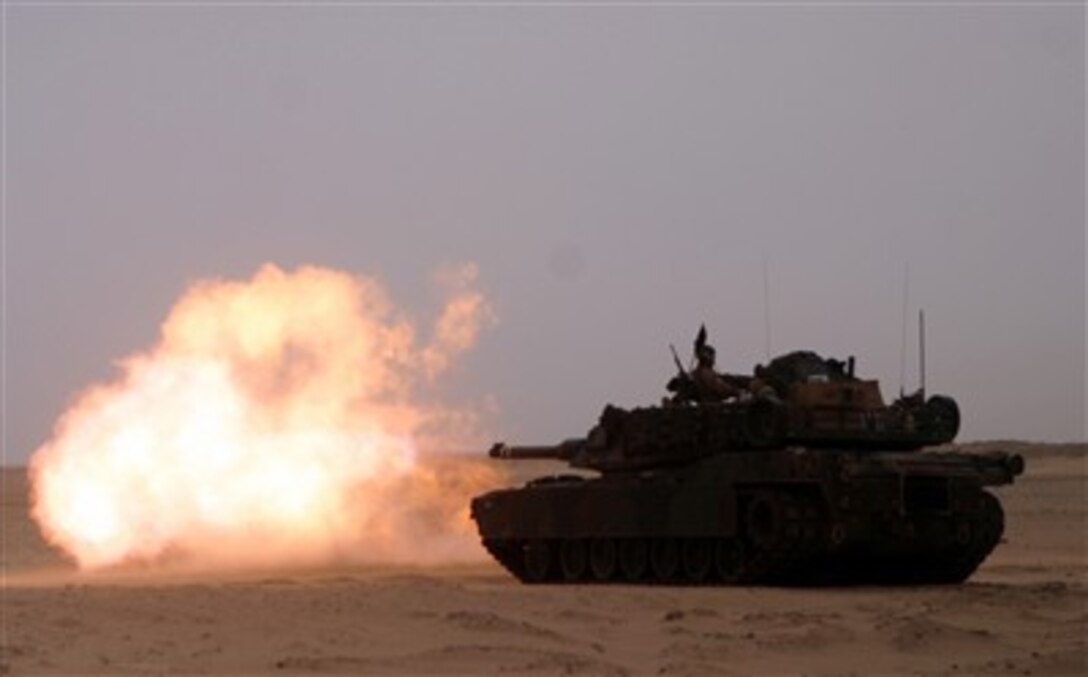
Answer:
(481, 491, 1004, 586)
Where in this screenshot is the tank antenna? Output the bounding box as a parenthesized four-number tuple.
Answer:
(919, 308, 926, 399)
(762, 252, 772, 361)
(898, 263, 910, 397)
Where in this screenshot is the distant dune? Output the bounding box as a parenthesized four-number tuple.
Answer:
(2, 442, 1085, 675)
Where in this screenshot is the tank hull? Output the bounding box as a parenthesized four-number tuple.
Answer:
(471, 448, 1009, 585)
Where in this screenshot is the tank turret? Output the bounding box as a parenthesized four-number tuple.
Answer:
(667, 348, 960, 451)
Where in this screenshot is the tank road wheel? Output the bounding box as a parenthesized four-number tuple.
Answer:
(619, 539, 649, 582)
(589, 539, 618, 582)
(523, 540, 553, 583)
(714, 539, 745, 583)
(650, 540, 680, 582)
(681, 539, 713, 583)
(559, 540, 588, 581)
(934, 493, 1007, 584)
(932, 522, 983, 584)
(745, 492, 786, 548)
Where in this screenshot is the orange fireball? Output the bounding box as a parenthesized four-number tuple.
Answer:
(29, 263, 501, 571)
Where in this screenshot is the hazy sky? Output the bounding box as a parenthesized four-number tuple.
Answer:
(4, 3, 1085, 464)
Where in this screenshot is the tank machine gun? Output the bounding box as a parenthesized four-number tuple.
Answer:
(471, 331, 1024, 586)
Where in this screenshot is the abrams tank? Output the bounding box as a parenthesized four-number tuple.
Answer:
(470, 341, 1023, 586)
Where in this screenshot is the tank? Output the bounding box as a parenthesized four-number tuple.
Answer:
(470, 348, 1024, 586)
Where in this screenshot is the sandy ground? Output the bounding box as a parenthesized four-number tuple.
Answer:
(2, 444, 1085, 676)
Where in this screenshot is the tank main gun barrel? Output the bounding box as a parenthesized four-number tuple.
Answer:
(488, 438, 587, 461)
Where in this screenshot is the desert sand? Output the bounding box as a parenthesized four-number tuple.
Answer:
(2, 443, 1085, 676)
